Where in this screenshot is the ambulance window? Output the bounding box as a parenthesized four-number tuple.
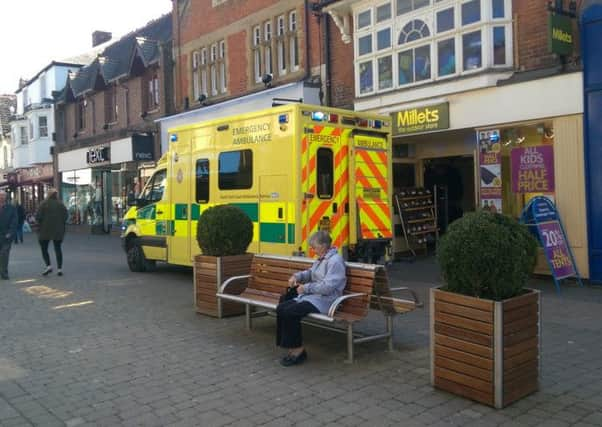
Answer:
(317, 148, 333, 199)
(149, 170, 167, 202)
(219, 150, 253, 190)
(196, 159, 210, 203)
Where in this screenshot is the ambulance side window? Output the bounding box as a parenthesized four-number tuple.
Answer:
(218, 149, 253, 190)
(317, 148, 333, 199)
(148, 170, 167, 202)
(196, 159, 210, 203)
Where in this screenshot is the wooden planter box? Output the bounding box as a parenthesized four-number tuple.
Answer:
(194, 253, 253, 318)
(430, 288, 540, 408)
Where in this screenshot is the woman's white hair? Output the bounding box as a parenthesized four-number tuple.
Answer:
(309, 230, 332, 248)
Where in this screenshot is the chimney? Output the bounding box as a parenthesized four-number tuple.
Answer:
(92, 31, 112, 47)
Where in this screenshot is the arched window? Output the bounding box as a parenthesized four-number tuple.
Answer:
(398, 19, 430, 45)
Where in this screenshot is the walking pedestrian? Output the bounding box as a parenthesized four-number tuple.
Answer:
(0, 191, 18, 280)
(36, 189, 68, 276)
(13, 201, 25, 244)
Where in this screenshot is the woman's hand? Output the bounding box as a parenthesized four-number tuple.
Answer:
(288, 275, 297, 287)
(297, 284, 305, 295)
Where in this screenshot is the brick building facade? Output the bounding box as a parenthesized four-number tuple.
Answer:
(53, 14, 173, 232)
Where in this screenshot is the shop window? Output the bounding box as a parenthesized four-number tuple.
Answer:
(462, 30, 482, 70)
(461, 0, 481, 26)
(493, 26, 506, 65)
(354, 1, 512, 96)
(219, 150, 253, 190)
(196, 159, 210, 203)
(377, 28, 391, 50)
(378, 56, 393, 89)
(39, 116, 48, 137)
(316, 148, 333, 199)
(376, 3, 391, 22)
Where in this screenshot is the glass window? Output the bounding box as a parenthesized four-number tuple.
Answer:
(317, 148, 333, 199)
(437, 7, 454, 33)
(397, 0, 429, 15)
(463, 30, 482, 70)
(462, 0, 481, 25)
(359, 34, 373, 56)
(438, 38, 456, 76)
(358, 10, 371, 28)
(376, 3, 392, 22)
(359, 60, 374, 93)
(399, 19, 430, 45)
(398, 45, 431, 84)
(492, 0, 504, 18)
(493, 26, 506, 65)
(140, 169, 167, 202)
(39, 116, 48, 137)
(378, 56, 393, 89)
(219, 150, 253, 190)
(196, 159, 209, 203)
(377, 28, 391, 50)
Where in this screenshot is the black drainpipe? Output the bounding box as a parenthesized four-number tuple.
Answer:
(304, 0, 312, 87)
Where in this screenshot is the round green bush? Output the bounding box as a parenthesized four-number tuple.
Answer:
(436, 210, 538, 301)
(197, 205, 253, 256)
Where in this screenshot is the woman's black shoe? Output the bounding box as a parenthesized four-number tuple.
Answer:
(280, 350, 307, 367)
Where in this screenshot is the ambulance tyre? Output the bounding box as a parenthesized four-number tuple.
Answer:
(127, 242, 156, 272)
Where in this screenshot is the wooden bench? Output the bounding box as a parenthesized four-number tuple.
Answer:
(217, 254, 421, 362)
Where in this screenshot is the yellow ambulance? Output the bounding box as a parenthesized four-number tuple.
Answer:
(121, 104, 393, 271)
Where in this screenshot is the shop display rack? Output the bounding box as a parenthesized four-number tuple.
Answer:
(394, 187, 439, 259)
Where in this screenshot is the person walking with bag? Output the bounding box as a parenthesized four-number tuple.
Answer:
(276, 230, 347, 366)
(13, 201, 25, 244)
(0, 191, 18, 280)
(36, 189, 68, 276)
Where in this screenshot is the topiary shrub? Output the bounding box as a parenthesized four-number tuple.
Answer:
(197, 205, 253, 257)
(437, 210, 538, 301)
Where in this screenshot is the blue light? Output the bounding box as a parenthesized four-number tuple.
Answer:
(373, 120, 382, 129)
(278, 114, 289, 124)
(311, 111, 326, 121)
(489, 132, 500, 142)
(170, 134, 178, 142)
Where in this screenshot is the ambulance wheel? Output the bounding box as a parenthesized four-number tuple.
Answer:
(127, 243, 155, 272)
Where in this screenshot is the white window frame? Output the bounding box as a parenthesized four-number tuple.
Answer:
(289, 10, 299, 71)
(219, 40, 227, 93)
(192, 51, 201, 100)
(201, 48, 208, 96)
(38, 115, 48, 138)
(20, 126, 28, 145)
(277, 15, 287, 75)
(210, 44, 218, 96)
(353, 0, 513, 97)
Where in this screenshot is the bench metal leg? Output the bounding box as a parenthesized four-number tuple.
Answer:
(345, 323, 354, 364)
(386, 315, 393, 352)
(245, 304, 252, 330)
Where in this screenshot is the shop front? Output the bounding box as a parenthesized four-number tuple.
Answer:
(1, 164, 54, 215)
(57, 134, 155, 232)
(379, 72, 588, 278)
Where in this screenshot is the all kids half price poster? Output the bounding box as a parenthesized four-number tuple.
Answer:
(511, 145, 555, 193)
(478, 130, 502, 213)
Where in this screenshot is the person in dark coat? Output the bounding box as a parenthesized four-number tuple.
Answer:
(13, 201, 25, 244)
(0, 191, 18, 280)
(36, 189, 68, 276)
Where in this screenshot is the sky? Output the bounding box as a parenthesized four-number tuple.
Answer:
(0, 0, 173, 94)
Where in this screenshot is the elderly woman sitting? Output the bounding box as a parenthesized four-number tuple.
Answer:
(276, 230, 347, 366)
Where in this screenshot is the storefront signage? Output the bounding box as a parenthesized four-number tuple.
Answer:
(549, 14, 573, 56)
(392, 102, 449, 135)
(86, 146, 110, 165)
(132, 133, 155, 161)
(477, 129, 502, 213)
(511, 145, 555, 193)
(520, 196, 582, 292)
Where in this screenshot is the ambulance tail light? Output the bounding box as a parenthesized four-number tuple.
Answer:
(328, 114, 339, 123)
(356, 118, 368, 127)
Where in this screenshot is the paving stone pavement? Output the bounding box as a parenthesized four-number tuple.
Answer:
(1, 233, 601, 426)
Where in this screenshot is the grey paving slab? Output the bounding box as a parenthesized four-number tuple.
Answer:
(1, 234, 602, 426)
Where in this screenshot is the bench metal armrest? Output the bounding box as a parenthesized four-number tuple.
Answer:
(327, 292, 366, 317)
(218, 274, 251, 294)
(388, 286, 423, 307)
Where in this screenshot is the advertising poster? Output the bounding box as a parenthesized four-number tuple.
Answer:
(477, 129, 502, 213)
(511, 145, 555, 193)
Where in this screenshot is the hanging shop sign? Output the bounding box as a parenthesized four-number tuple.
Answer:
(477, 129, 502, 213)
(520, 196, 582, 292)
(132, 133, 155, 161)
(86, 146, 110, 165)
(548, 14, 573, 56)
(392, 102, 449, 135)
(511, 145, 555, 193)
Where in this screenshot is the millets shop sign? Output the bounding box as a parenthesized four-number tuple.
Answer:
(549, 14, 573, 56)
(392, 102, 450, 136)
